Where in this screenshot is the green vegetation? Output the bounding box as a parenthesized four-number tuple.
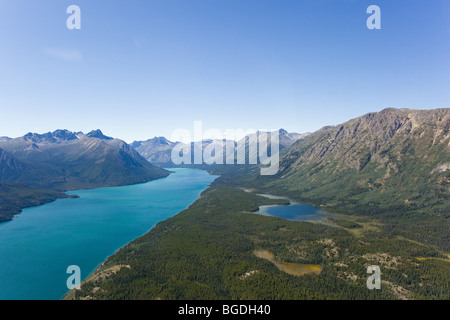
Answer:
(247, 160, 449, 252)
(70, 109, 449, 300)
(70, 182, 449, 300)
(224, 109, 450, 252)
(3, 108, 446, 299)
(332, 219, 363, 229)
(0, 183, 77, 223)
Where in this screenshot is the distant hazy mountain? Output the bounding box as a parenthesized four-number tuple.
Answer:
(131, 137, 176, 165)
(0, 129, 169, 191)
(278, 129, 310, 147)
(132, 129, 307, 166)
(86, 129, 113, 140)
(235, 129, 310, 162)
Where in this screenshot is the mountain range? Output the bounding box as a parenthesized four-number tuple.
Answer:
(131, 129, 308, 166)
(0, 129, 168, 191)
(0, 127, 305, 222)
(67, 107, 450, 301)
(1, 108, 448, 234)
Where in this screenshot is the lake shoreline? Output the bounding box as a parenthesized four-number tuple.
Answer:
(0, 168, 217, 300)
(0, 174, 173, 225)
(240, 189, 352, 228)
(62, 169, 219, 300)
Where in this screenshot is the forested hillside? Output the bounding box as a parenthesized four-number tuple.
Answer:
(68, 183, 449, 300)
(243, 108, 450, 251)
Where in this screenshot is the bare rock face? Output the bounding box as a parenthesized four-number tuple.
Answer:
(0, 148, 23, 180)
(280, 108, 449, 173)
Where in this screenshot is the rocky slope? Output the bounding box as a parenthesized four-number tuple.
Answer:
(0, 130, 169, 191)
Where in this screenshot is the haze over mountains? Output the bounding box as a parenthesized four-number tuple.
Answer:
(131, 137, 176, 165)
(131, 129, 308, 166)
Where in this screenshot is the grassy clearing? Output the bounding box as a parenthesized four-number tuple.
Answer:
(254, 249, 322, 277)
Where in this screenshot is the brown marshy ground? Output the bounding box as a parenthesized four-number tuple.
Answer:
(254, 249, 322, 277)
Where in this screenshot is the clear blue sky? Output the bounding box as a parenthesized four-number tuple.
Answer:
(0, 0, 449, 142)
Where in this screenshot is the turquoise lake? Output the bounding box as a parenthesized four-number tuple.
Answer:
(256, 194, 331, 223)
(0, 168, 217, 300)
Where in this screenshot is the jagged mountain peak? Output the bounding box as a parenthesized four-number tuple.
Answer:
(131, 137, 177, 165)
(52, 129, 79, 141)
(86, 129, 113, 140)
(154, 136, 172, 145)
(22, 129, 79, 144)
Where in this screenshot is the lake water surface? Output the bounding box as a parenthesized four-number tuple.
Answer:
(0, 168, 216, 300)
(256, 194, 332, 223)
